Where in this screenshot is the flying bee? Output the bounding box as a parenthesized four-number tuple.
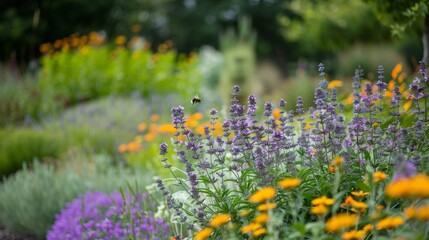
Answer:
(191, 94, 202, 105)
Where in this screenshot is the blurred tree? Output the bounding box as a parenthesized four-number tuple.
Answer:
(364, 0, 429, 64)
(0, 0, 139, 64)
(136, 0, 301, 74)
(280, 0, 390, 60)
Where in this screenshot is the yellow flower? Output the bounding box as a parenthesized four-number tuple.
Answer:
(254, 213, 269, 224)
(376, 205, 384, 211)
(258, 202, 277, 211)
(278, 178, 301, 189)
(325, 213, 359, 233)
(304, 122, 312, 131)
(332, 156, 343, 167)
(249, 187, 277, 203)
(376, 216, 405, 230)
(252, 228, 266, 237)
(351, 201, 368, 212)
(328, 80, 344, 89)
(385, 174, 429, 198)
(404, 206, 417, 219)
(351, 191, 369, 198)
(362, 224, 373, 232)
(311, 196, 334, 206)
(403, 100, 412, 111)
(373, 171, 387, 183)
(241, 222, 262, 234)
(210, 213, 231, 227)
(194, 227, 213, 240)
(158, 124, 176, 134)
(391, 64, 402, 80)
(416, 205, 429, 221)
(341, 230, 366, 240)
(311, 204, 329, 215)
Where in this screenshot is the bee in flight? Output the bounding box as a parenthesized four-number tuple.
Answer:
(191, 94, 202, 105)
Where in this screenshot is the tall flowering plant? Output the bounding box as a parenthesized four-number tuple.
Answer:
(158, 63, 429, 239)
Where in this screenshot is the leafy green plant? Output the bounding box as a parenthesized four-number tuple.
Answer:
(0, 156, 154, 238)
(39, 39, 201, 109)
(0, 78, 44, 127)
(0, 128, 61, 177)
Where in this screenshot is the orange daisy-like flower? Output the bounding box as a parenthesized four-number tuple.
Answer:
(241, 222, 262, 234)
(362, 224, 373, 232)
(252, 228, 267, 237)
(278, 178, 301, 189)
(249, 187, 277, 203)
(328, 80, 343, 89)
(194, 227, 213, 240)
(272, 108, 281, 119)
(373, 171, 387, 183)
(311, 196, 334, 206)
(325, 213, 359, 233)
(311, 204, 329, 215)
(210, 213, 231, 228)
(254, 213, 269, 224)
(385, 174, 429, 198)
(376, 216, 405, 230)
(332, 156, 343, 167)
(341, 230, 366, 240)
(258, 202, 277, 211)
(351, 191, 369, 198)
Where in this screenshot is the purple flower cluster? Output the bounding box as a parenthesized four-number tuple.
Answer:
(47, 191, 170, 240)
(158, 62, 429, 233)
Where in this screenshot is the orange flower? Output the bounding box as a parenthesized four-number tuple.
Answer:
(249, 187, 277, 203)
(328, 80, 343, 89)
(311, 204, 329, 215)
(341, 230, 366, 240)
(241, 222, 262, 234)
(118, 144, 127, 153)
(252, 228, 266, 237)
(115, 35, 127, 45)
(391, 64, 402, 80)
(194, 227, 213, 240)
(304, 122, 312, 131)
(341, 196, 357, 207)
(362, 224, 373, 232)
(332, 156, 343, 167)
(144, 133, 155, 142)
(158, 124, 176, 134)
(386, 174, 429, 198)
(343, 94, 354, 105)
(376, 216, 405, 230)
(328, 165, 335, 173)
(404, 206, 417, 219)
(373, 171, 387, 183)
(137, 123, 147, 132)
(278, 178, 301, 189)
(151, 114, 160, 122)
(351, 191, 369, 198)
(311, 196, 334, 206)
(272, 108, 281, 119)
(254, 213, 269, 224)
(403, 100, 412, 111)
(39, 43, 51, 53)
(325, 213, 359, 233)
(258, 202, 277, 211)
(210, 213, 231, 227)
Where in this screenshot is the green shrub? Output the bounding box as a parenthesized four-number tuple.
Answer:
(39, 43, 201, 108)
(0, 78, 44, 127)
(0, 157, 154, 238)
(336, 43, 407, 78)
(0, 128, 61, 177)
